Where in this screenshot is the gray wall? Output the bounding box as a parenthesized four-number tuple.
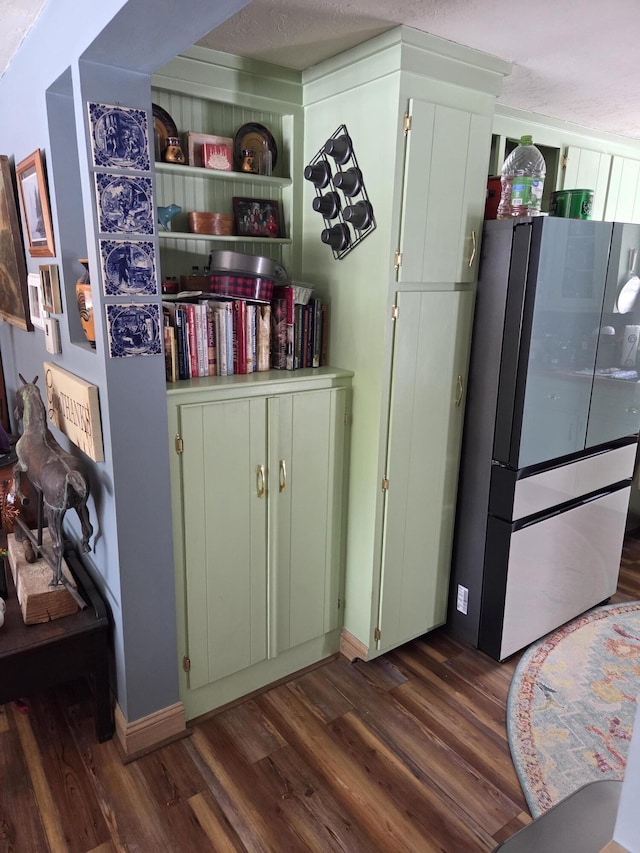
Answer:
(0, 0, 249, 721)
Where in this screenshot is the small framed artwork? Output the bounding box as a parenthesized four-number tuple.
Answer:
(87, 102, 150, 171)
(0, 154, 31, 330)
(94, 173, 154, 235)
(233, 197, 282, 238)
(184, 132, 233, 169)
(99, 239, 157, 296)
(15, 149, 56, 257)
(105, 303, 162, 358)
(27, 272, 45, 329)
(39, 263, 62, 314)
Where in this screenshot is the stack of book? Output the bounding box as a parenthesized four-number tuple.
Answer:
(163, 285, 329, 382)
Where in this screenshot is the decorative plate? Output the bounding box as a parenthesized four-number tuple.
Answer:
(94, 173, 155, 235)
(233, 122, 277, 171)
(106, 303, 162, 358)
(153, 103, 178, 157)
(88, 102, 150, 171)
(99, 239, 157, 296)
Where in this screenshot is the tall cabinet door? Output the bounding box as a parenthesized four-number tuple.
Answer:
(563, 146, 611, 221)
(398, 98, 491, 284)
(270, 388, 348, 656)
(377, 288, 474, 652)
(180, 398, 268, 689)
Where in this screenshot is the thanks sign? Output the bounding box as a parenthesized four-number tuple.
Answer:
(43, 361, 104, 462)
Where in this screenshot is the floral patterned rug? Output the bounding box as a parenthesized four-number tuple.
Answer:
(507, 601, 640, 818)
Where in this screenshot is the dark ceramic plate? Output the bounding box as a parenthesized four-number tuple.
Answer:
(233, 122, 278, 171)
(152, 103, 178, 154)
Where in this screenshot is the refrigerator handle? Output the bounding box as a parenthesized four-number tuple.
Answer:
(455, 375, 464, 407)
(468, 230, 477, 269)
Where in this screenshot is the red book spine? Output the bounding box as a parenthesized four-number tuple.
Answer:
(233, 300, 247, 375)
(186, 303, 199, 377)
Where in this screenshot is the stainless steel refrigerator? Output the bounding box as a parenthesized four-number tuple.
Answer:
(449, 217, 640, 660)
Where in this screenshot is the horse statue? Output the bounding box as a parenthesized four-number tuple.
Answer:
(13, 375, 93, 587)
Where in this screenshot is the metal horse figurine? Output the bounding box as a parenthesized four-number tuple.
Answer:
(13, 375, 93, 587)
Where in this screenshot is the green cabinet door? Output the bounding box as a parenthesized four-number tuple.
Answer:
(270, 387, 348, 656)
(178, 384, 348, 690)
(398, 98, 491, 284)
(180, 397, 268, 689)
(376, 288, 474, 652)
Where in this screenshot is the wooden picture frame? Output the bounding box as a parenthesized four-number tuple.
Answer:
(0, 154, 32, 330)
(184, 131, 233, 169)
(232, 197, 282, 238)
(15, 149, 55, 257)
(27, 272, 45, 329)
(39, 263, 62, 314)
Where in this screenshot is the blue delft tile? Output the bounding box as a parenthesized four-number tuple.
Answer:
(99, 239, 157, 296)
(105, 303, 162, 358)
(95, 173, 154, 235)
(88, 102, 150, 171)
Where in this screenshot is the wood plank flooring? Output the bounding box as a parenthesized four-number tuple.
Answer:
(2, 533, 640, 852)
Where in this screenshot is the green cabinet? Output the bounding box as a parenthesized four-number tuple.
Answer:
(399, 100, 491, 284)
(167, 369, 351, 719)
(302, 28, 508, 662)
(377, 288, 474, 652)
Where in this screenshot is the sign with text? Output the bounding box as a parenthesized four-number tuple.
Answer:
(43, 361, 104, 462)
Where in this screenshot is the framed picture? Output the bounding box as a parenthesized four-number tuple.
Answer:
(27, 272, 45, 329)
(233, 197, 282, 238)
(15, 149, 55, 257)
(184, 132, 233, 169)
(87, 102, 150, 171)
(39, 263, 62, 314)
(0, 154, 32, 330)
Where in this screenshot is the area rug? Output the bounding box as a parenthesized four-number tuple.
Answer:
(507, 601, 640, 818)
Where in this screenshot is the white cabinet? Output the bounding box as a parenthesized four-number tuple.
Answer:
(605, 155, 640, 224)
(562, 145, 612, 221)
(167, 369, 352, 719)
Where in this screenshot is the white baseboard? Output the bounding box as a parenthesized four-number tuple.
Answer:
(114, 701, 188, 761)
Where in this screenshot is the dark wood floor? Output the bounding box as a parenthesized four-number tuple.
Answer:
(3, 534, 640, 853)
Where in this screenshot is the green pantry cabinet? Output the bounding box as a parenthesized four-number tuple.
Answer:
(159, 27, 510, 717)
(301, 28, 509, 660)
(167, 370, 352, 719)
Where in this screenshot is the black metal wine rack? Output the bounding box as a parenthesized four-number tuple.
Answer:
(305, 124, 376, 261)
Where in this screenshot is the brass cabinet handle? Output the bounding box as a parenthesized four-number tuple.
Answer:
(257, 464, 265, 498)
(455, 375, 464, 407)
(279, 459, 287, 493)
(468, 229, 477, 268)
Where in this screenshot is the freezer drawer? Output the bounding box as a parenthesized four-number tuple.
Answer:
(490, 441, 637, 522)
(479, 485, 630, 660)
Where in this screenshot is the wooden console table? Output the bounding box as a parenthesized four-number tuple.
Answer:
(0, 547, 113, 742)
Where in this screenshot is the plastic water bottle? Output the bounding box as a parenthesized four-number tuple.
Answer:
(497, 135, 546, 218)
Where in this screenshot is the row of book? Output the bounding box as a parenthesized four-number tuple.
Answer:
(162, 285, 329, 382)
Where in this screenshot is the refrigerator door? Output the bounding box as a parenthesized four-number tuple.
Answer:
(586, 222, 640, 447)
(480, 482, 630, 660)
(492, 219, 614, 469)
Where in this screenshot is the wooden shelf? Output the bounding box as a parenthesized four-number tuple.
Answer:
(158, 231, 292, 245)
(154, 161, 292, 188)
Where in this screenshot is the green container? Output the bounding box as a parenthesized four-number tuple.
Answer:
(549, 188, 594, 219)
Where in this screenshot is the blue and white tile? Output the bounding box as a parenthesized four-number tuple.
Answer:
(88, 102, 150, 171)
(106, 303, 162, 358)
(95, 173, 154, 235)
(99, 239, 157, 296)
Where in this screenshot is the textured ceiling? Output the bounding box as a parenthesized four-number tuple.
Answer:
(196, 0, 640, 142)
(3, 0, 640, 141)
